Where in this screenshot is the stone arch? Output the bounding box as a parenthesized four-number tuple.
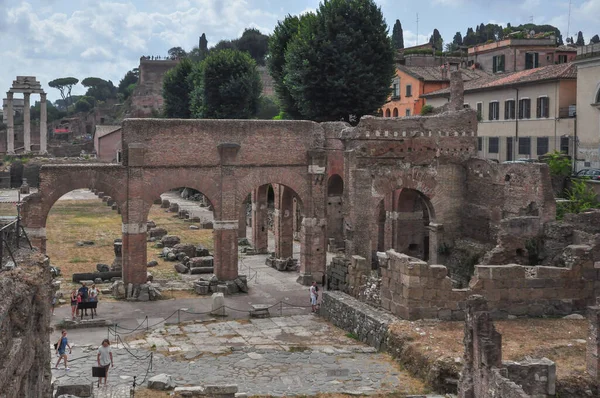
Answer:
(327, 174, 344, 196)
(393, 108, 399, 117)
(385, 109, 391, 118)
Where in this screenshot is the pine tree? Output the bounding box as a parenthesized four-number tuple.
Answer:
(576, 31, 585, 46)
(392, 20, 404, 49)
(590, 34, 600, 44)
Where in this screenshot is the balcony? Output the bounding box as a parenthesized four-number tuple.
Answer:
(558, 107, 576, 118)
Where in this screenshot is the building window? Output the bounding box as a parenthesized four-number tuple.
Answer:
(504, 100, 516, 119)
(477, 137, 483, 151)
(405, 109, 410, 116)
(558, 54, 568, 64)
(488, 137, 499, 153)
(518, 137, 531, 155)
(560, 136, 570, 154)
(536, 97, 549, 118)
(488, 101, 500, 121)
(385, 109, 390, 117)
(492, 55, 505, 73)
(518, 98, 531, 119)
(116, 150, 122, 163)
(525, 52, 539, 69)
(392, 78, 400, 99)
(393, 108, 398, 117)
(476, 102, 483, 120)
(537, 137, 549, 156)
(463, 103, 470, 109)
(406, 85, 412, 97)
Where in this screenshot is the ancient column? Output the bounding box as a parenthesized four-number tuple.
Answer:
(251, 186, 268, 254)
(427, 223, 444, 264)
(274, 184, 294, 259)
(6, 92, 14, 154)
(23, 92, 31, 152)
(213, 220, 239, 280)
(121, 222, 147, 286)
(39, 93, 47, 154)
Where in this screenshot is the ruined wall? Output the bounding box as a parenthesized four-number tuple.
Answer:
(130, 59, 180, 118)
(458, 295, 556, 398)
(379, 245, 598, 320)
(0, 252, 53, 398)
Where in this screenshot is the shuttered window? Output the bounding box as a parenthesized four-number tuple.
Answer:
(518, 137, 531, 155)
(519, 99, 531, 119)
(537, 137, 549, 156)
(536, 97, 549, 118)
(488, 137, 499, 153)
(492, 55, 505, 73)
(504, 100, 516, 119)
(488, 101, 499, 121)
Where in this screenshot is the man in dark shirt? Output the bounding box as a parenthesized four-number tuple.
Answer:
(78, 282, 89, 316)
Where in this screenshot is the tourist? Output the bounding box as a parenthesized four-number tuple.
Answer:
(96, 339, 113, 387)
(70, 289, 78, 320)
(88, 284, 98, 316)
(310, 281, 318, 313)
(51, 293, 57, 316)
(78, 282, 89, 316)
(54, 330, 72, 370)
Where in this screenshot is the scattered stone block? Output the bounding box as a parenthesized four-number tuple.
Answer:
(169, 203, 179, 213)
(196, 245, 210, 257)
(147, 260, 158, 267)
(173, 243, 196, 258)
(161, 235, 181, 247)
(54, 384, 93, 397)
(147, 220, 156, 229)
(148, 374, 175, 390)
(225, 281, 239, 295)
(190, 267, 214, 274)
(189, 256, 214, 268)
(174, 263, 188, 274)
(161, 199, 170, 208)
(201, 221, 213, 229)
(238, 237, 251, 247)
(149, 228, 168, 239)
(94, 278, 103, 285)
(96, 263, 110, 272)
(190, 225, 200, 230)
(234, 277, 248, 293)
(147, 272, 153, 282)
(250, 304, 270, 318)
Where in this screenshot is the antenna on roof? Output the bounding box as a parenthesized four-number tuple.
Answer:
(416, 13, 419, 46)
(566, 0, 572, 40)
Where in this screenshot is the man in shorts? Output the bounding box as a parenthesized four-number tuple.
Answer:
(54, 330, 72, 370)
(97, 339, 114, 387)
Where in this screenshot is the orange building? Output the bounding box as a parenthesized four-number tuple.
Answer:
(382, 65, 489, 117)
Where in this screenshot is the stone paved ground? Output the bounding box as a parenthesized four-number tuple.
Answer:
(51, 315, 429, 398)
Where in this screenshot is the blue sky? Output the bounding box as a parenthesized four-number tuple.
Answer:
(1, 0, 598, 102)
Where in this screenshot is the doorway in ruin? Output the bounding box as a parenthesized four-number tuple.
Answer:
(326, 174, 344, 252)
(374, 188, 434, 264)
(244, 183, 304, 269)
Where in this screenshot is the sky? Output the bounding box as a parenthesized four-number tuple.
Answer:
(0, 0, 599, 103)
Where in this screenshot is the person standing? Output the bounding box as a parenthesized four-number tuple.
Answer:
(97, 339, 114, 387)
(310, 281, 318, 313)
(78, 282, 89, 316)
(88, 284, 98, 316)
(70, 289, 78, 320)
(54, 330, 71, 370)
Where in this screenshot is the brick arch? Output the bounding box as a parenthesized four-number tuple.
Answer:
(235, 168, 309, 213)
(21, 167, 126, 229)
(139, 168, 222, 220)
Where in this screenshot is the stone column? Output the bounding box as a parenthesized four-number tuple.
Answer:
(587, 305, 600, 380)
(213, 220, 239, 280)
(23, 93, 31, 152)
(274, 184, 294, 259)
(238, 201, 247, 239)
(121, 222, 148, 286)
(427, 223, 444, 264)
(6, 92, 14, 154)
(251, 186, 268, 254)
(39, 93, 47, 154)
(349, 169, 373, 264)
(298, 217, 326, 285)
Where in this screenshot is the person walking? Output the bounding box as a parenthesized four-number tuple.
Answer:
(88, 284, 98, 316)
(78, 282, 89, 316)
(54, 330, 72, 370)
(310, 281, 318, 313)
(97, 339, 114, 387)
(70, 289, 78, 320)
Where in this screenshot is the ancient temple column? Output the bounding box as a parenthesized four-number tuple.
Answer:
(251, 185, 268, 254)
(213, 220, 239, 280)
(274, 184, 294, 259)
(238, 202, 247, 239)
(23, 93, 31, 152)
(6, 92, 14, 154)
(39, 93, 47, 154)
(121, 222, 148, 286)
(427, 223, 444, 264)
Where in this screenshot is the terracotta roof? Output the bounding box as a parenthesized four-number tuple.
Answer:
(556, 45, 578, 52)
(423, 63, 577, 97)
(95, 125, 121, 139)
(398, 65, 491, 82)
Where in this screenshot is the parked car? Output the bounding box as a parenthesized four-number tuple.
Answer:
(572, 168, 600, 181)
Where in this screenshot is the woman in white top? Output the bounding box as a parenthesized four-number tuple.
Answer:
(97, 339, 113, 387)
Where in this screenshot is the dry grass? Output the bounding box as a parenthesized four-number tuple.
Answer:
(0, 202, 17, 217)
(45, 199, 213, 281)
(389, 318, 587, 379)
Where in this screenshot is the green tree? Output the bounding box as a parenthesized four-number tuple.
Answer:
(282, 0, 395, 122)
(189, 49, 262, 119)
(267, 14, 305, 119)
(162, 58, 194, 118)
(591, 34, 600, 44)
(168, 46, 187, 59)
(452, 31, 463, 47)
(81, 77, 117, 102)
(429, 28, 443, 51)
(74, 98, 93, 113)
(30, 99, 65, 122)
(236, 28, 269, 65)
(118, 69, 139, 100)
(576, 31, 585, 46)
(256, 96, 280, 119)
(391, 19, 404, 49)
(48, 77, 79, 107)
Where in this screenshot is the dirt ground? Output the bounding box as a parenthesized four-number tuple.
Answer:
(42, 199, 213, 282)
(389, 318, 588, 381)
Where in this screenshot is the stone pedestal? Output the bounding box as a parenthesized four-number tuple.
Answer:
(211, 293, 226, 316)
(111, 239, 123, 271)
(213, 221, 238, 281)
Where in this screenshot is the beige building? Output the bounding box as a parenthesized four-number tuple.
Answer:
(573, 44, 600, 169)
(423, 63, 576, 162)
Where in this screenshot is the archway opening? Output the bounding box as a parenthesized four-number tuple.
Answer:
(385, 108, 391, 118)
(326, 174, 344, 252)
(393, 108, 399, 117)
